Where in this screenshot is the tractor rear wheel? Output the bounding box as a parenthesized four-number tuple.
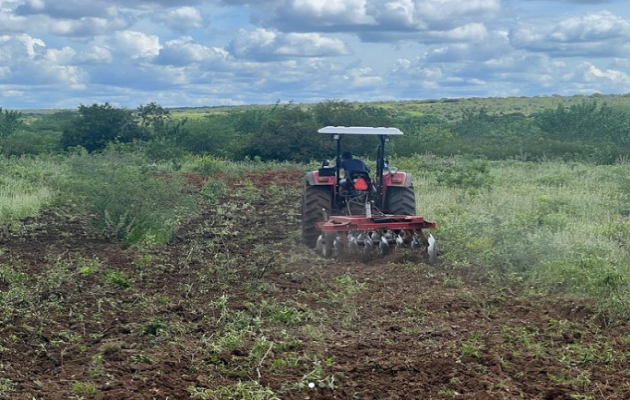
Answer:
(386, 186, 416, 215)
(301, 185, 333, 248)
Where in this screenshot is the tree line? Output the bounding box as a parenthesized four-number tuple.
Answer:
(1, 99, 630, 164)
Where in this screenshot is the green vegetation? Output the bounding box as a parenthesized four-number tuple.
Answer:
(3, 95, 630, 316)
(4, 94, 630, 163)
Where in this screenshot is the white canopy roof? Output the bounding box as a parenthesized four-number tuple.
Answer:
(317, 126, 403, 136)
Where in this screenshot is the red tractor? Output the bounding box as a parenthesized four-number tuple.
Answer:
(301, 126, 437, 262)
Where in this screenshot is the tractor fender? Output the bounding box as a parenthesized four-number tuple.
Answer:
(305, 170, 336, 186)
(383, 171, 413, 188)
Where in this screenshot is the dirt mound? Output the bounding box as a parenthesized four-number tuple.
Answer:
(1, 169, 629, 400)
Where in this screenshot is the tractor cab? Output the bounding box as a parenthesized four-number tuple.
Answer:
(317, 126, 403, 213)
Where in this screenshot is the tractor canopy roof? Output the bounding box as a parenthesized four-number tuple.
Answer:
(317, 126, 403, 136)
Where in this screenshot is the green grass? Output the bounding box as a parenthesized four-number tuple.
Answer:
(0, 156, 64, 223)
(400, 154, 630, 319)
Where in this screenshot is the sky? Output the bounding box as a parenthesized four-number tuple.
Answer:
(1, 0, 630, 109)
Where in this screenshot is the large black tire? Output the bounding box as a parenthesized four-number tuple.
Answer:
(301, 185, 333, 248)
(386, 186, 416, 215)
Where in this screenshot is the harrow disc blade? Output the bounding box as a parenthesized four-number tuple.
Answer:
(379, 236, 390, 257)
(428, 234, 437, 265)
(315, 234, 324, 256)
(333, 236, 345, 258)
(363, 237, 373, 255)
(348, 233, 360, 254)
(322, 231, 336, 258)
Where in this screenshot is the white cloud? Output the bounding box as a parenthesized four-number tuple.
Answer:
(582, 64, 630, 84)
(420, 30, 510, 62)
(271, 0, 501, 35)
(153, 6, 205, 32)
(558, 61, 630, 94)
(14, 0, 202, 19)
(0, 33, 45, 60)
(48, 17, 131, 37)
(278, 0, 375, 28)
(343, 67, 384, 89)
(15, 0, 118, 18)
(228, 28, 351, 61)
(572, 62, 630, 85)
(424, 23, 489, 42)
(0, 33, 86, 88)
(155, 36, 228, 66)
(74, 45, 114, 64)
(510, 11, 630, 57)
(109, 30, 161, 59)
(549, 11, 630, 41)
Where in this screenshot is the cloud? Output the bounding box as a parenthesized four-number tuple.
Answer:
(0, 33, 86, 88)
(227, 28, 351, 61)
(270, 0, 501, 36)
(510, 11, 630, 57)
(74, 45, 114, 64)
(15, 0, 117, 19)
(419, 30, 510, 63)
(48, 17, 131, 37)
(154, 36, 228, 66)
(152, 6, 205, 32)
(109, 30, 161, 59)
(523, 0, 612, 3)
(14, 0, 203, 19)
(565, 62, 630, 87)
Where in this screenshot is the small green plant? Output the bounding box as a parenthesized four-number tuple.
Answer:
(187, 381, 279, 400)
(328, 275, 367, 328)
(134, 254, 154, 269)
(201, 178, 227, 205)
(88, 354, 105, 378)
(442, 273, 464, 288)
(296, 355, 337, 391)
(131, 354, 156, 364)
(71, 381, 98, 395)
(77, 256, 101, 276)
(460, 335, 481, 359)
(143, 319, 168, 336)
(245, 299, 314, 326)
(103, 270, 133, 288)
(0, 378, 15, 396)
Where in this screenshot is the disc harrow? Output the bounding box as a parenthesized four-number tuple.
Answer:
(315, 214, 437, 263)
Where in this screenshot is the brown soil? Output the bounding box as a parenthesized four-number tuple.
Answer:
(1, 169, 629, 400)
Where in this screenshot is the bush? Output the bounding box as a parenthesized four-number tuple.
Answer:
(436, 160, 494, 192)
(1, 130, 62, 156)
(61, 103, 146, 152)
(60, 146, 197, 245)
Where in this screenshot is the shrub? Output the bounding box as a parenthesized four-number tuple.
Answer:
(1, 130, 62, 156)
(436, 159, 494, 192)
(60, 146, 197, 245)
(61, 103, 146, 152)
